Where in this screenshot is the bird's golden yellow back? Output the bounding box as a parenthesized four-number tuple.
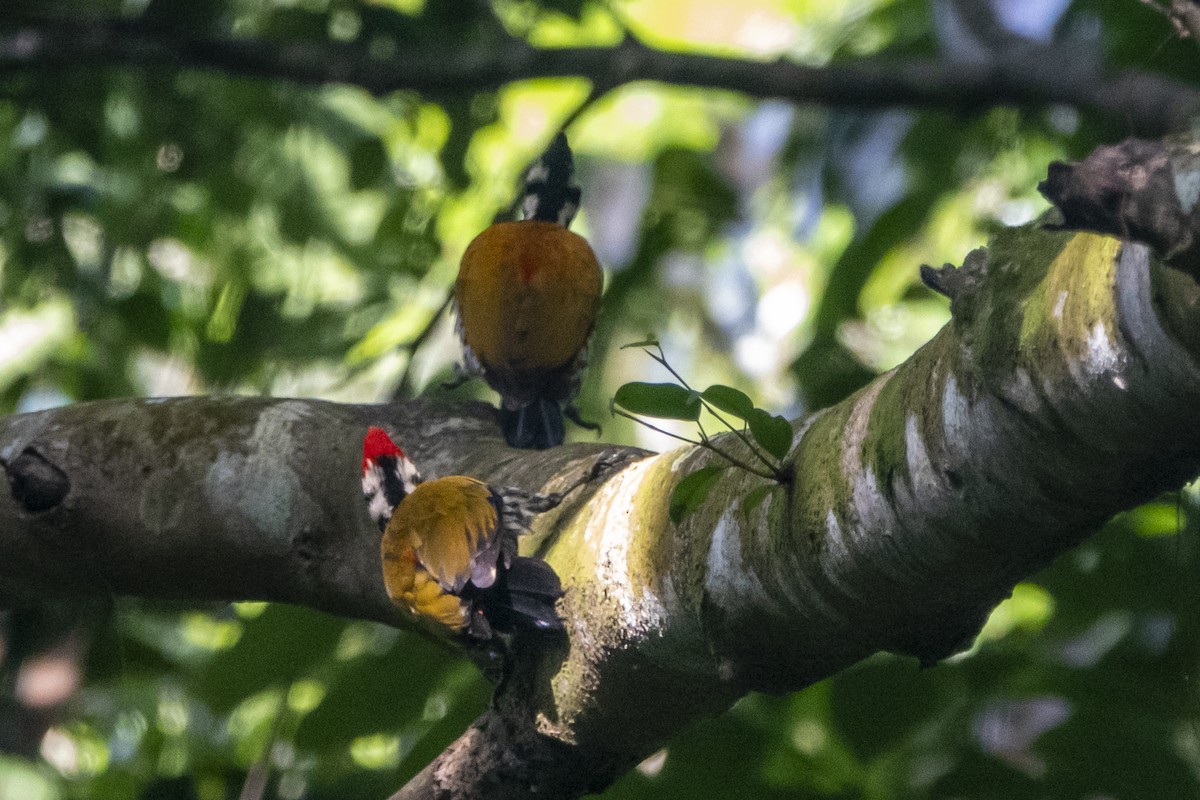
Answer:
(379, 476, 500, 631)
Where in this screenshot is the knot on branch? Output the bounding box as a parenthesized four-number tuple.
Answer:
(1038, 138, 1200, 278)
(2, 447, 70, 513)
(920, 247, 989, 321)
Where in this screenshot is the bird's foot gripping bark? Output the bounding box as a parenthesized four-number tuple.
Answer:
(519, 449, 644, 514)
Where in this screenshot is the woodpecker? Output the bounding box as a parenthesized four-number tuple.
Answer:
(454, 132, 603, 449)
(361, 426, 567, 640)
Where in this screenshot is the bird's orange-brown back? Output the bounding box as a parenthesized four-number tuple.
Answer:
(456, 220, 601, 397)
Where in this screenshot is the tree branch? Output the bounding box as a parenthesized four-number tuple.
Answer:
(0, 396, 633, 625)
(1138, 0, 1200, 44)
(1, 16, 1197, 135)
(375, 222, 1200, 795)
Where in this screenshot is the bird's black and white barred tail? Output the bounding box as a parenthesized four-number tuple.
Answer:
(520, 132, 581, 228)
(496, 485, 564, 546)
(490, 485, 566, 632)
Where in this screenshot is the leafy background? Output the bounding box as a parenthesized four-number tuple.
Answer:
(2, 0, 1199, 797)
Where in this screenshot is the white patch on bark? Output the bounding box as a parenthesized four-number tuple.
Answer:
(582, 456, 667, 631)
(1052, 290, 1068, 319)
(421, 415, 473, 439)
(941, 375, 970, 444)
(0, 412, 48, 461)
(1175, 164, 1200, 212)
(904, 414, 939, 502)
(999, 367, 1040, 414)
(818, 375, 898, 602)
(850, 468, 891, 543)
(705, 506, 767, 607)
(822, 508, 847, 564)
(839, 374, 890, 478)
(201, 402, 315, 541)
(669, 446, 697, 473)
(1085, 321, 1120, 374)
(893, 415, 956, 584)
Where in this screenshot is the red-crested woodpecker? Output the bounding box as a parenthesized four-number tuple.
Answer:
(454, 132, 603, 449)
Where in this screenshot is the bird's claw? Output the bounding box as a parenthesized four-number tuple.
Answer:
(586, 450, 641, 482)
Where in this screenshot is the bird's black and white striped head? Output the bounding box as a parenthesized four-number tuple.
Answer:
(361, 426, 422, 532)
(520, 131, 581, 228)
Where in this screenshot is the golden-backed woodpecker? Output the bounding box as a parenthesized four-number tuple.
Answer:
(361, 426, 565, 640)
(454, 132, 603, 449)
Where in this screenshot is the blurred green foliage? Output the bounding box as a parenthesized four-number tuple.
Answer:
(2, 0, 1199, 797)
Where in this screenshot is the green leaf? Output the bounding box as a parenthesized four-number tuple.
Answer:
(613, 382, 701, 421)
(669, 466, 723, 523)
(701, 385, 755, 419)
(741, 484, 774, 519)
(620, 336, 661, 350)
(748, 409, 793, 461)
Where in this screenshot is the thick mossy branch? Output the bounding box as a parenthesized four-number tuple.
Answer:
(503, 229, 1200, 785)
(389, 710, 619, 800)
(718, 229, 1200, 682)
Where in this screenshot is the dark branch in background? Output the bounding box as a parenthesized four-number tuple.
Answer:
(1, 16, 1198, 135)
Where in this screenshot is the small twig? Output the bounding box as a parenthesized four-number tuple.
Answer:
(700, 402, 782, 475)
(611, 407, 778, 480)
(644, 345, 690, 390)
(643, 345, 784, 476)
(610, 405, 700, 448)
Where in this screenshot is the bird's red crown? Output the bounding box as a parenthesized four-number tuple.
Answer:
(362, 426, 404, 473)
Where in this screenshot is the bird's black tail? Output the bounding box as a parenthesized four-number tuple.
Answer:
(500, 399, 564, 449)
(492, 556, 564, 633)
